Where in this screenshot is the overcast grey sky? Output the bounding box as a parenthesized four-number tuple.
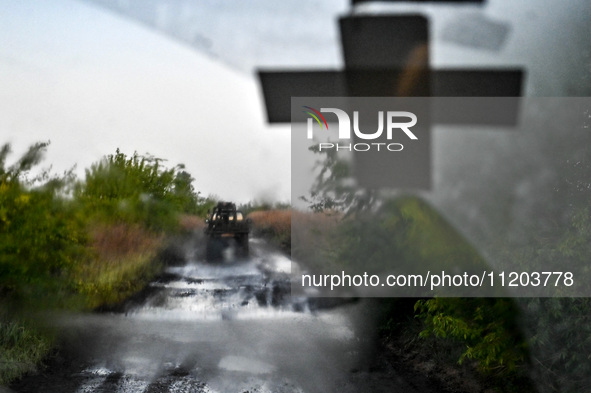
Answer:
(1, 0, 589, 204)
(0, 0, 297, 203)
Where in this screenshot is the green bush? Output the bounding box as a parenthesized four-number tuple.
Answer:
(0, 142, 86, 306)
(415, 298, 527, 377)
(0, 142, 215, 385)
(76, 149, 208, 231)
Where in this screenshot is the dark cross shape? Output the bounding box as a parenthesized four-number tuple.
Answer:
(258, 12, 523, 189)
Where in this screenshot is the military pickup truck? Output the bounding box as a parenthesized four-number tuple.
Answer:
(204, 202, 250, 260)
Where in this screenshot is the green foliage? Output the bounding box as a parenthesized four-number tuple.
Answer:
(76, 149, 207, 231)
(329, 196, 488, 276)
(304, 119, 591, 392)
(0, 142, 48, 183)
(239, 200, 291, 215)
(0, 142, 83, 384)
(544, 206, 591, 273)
(407, 196, 591, 392)
(0, 143, 210, 307)
(0, 143, 87, 305)
(75, 250, 162, 309)
(511, 208, 591, 392)
(491, 206, 591, 392)
(301, 144, 378, 213)
(172, 170, 212, 216)
(415, 298, 527, 378)
(0, 142, 216, 385)
(521, 298, 591, 393)
(0, 316, 52, 385)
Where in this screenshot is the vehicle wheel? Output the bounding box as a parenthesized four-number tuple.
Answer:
(206, 237, 223, 261)
(238, 234, 249, 257)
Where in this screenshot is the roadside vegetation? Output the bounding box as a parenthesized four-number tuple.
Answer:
(0, 316, 51, 386)
(3, 139, 589, 392)
(0, 142, 213, 385)
(246, 206, 291, 252)
(290, 143, 591, 393)
(286, 198, 591, 392)
(241, 200, 531, 391)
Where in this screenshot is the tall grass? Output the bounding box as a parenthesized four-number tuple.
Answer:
(0, 317, 52, 386)
(73, 223, 163, 308)
(248, 209, 292, 251)
(290, 209, 342, 271)
(178, 214, 205, 233)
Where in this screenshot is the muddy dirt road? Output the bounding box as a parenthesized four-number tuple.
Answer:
(11, 239, 436, 393)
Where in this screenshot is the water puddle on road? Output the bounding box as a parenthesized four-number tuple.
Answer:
(129, 251, 307, 322)
(13, 243, 364, 393)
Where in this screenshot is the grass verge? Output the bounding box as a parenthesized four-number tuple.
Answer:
(0, 317, 52, 386)
(248, 209, 292, 252)
(1, 222, 164, 385)
(73, 222, 164, 309)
